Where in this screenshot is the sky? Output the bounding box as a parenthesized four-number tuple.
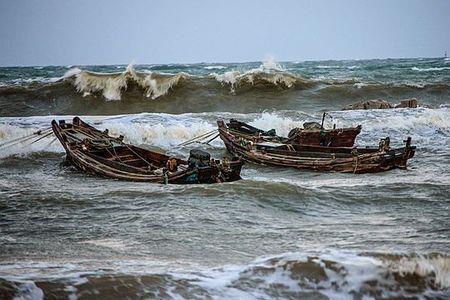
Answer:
(0, 0, 449, 66)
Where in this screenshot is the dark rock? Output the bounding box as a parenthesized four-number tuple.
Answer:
(343, 98, 393, 110)
(395, 98, 418, 108)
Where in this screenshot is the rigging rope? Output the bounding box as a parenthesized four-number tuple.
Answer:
(0, 127, 53, 149)
(177, 129, 218, 147)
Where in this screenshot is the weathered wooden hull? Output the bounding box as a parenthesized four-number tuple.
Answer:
(218, 120, 415, 174)
(52, 118, 243, 184)
(227, 119, 362, 147)
(287, 126, 361, 147)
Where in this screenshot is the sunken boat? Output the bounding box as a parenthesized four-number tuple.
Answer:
(226, 116, 362, 147)
(52, 117, 243, 184)
(218, 120, 415, 173)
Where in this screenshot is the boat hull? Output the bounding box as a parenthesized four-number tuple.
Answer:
(218, 120, 415, 174)
(52, 118, 243, 184)
(227, 119, 362, 147)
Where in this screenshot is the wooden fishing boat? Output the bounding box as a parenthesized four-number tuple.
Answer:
(51, 117, 243, 184)
(226, 118, 362, 147)
(218, 120, 415, 173)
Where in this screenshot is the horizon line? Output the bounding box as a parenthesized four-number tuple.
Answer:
(0, 55, 447, 68)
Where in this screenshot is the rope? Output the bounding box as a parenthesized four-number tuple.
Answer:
(44, 137, 58, 150)
(177, 129, 218, 147)
(68, 122, 155, 168)
(202, 134, 219, 145)
(353, 156, 359, 173)
(29, 131, 54, 145)
(110, 144, 121, 162)
(0, 128, 52, 149)
(178, 130, 218, 147)
(120, 142, 155, 169)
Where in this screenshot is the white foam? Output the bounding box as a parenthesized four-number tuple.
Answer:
(63, 67, 82, 78)
(0, 114, 219, 158)
(259, 58, 285, 72)
(168, 251, 450, 299)
(248, 112, 304, 136)
(1, 108, 449, 158)
(386, 255, 450, 288)
(211, 59, 302, 92)
(102, 119, 217, 149)
(204, 65, 227, 70)
(316, 65, 341, 69)
(0, 123, 61, 158)
(411, 66, 450, 72)
(329, 107, 450, 133)
(63, 63, 187, 101)
(212, 71, 241, 91)
(1, 251, 449, 299)
(9, 77, 61, 85)
(354, 82, 368, 88)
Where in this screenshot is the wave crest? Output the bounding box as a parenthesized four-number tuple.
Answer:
(212, 61, 314, 92)
(64, 64, 188, 100)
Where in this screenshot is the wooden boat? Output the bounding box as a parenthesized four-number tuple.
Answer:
(52, 117, 243, 184)
(218, 120, 415, 173)
(226, 118, 362, 147)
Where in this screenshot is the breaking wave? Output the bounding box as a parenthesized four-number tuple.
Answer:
(63, 64, 189, 101)
(1, 107, 449, 158)
(61, 60, 315, 101)
(1, 59, 449, 116)
(211, 59, 315, 92)
(1, 251, 449, 299)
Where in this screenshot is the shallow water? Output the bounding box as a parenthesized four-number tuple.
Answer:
(0, 58, 449, 299)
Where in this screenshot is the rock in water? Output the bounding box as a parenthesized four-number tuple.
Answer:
(395, 98, 418, 108)
(343, 98, 420, 110)
(343, 99, 393, 110)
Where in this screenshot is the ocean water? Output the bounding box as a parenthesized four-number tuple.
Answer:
(0, 58, 449, 299)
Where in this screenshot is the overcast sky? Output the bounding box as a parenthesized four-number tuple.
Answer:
(1, 0, 449, 66)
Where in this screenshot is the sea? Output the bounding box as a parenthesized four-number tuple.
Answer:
(0, 58, 449, 299)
